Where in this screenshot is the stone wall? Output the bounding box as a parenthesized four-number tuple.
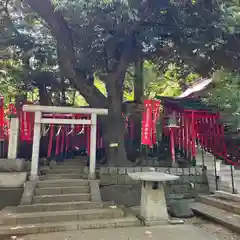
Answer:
(98, 167, 209, 207)
(0, 187, 23, 210)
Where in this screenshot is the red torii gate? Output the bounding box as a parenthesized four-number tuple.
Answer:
(159, 97, 239, 167)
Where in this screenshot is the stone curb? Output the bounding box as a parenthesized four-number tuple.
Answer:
(90, 180, 102, 203)
(20, 181, 37, 205)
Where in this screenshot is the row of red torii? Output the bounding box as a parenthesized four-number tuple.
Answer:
(7, 101, 239, 181)
(9, 105, 108, 180)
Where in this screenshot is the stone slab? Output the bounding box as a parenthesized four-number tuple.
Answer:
(0, 208, 124, 225)
(21, 225, 218, 240)
(215, 190, 240, 202)
(47, 168, 84, 174)
(99, 167, 203, 175)
(0, 188, 23, 211)
(15, 201, 103, 213)
(0, 159, 25, 172)
(0, 172, 27, 187)
(191, 202, 240, 234)
(35, 186, 90, 195)
(36, 179, 89, 188)
(33, 193, 90, 204)
(128, 172, 180, 182)
(39, 173, 84, 180)
(0, 216, 140, 236)
(198, 195, 240, 215)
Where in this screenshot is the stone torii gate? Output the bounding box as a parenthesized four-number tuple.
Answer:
(22, 105, 108, 181)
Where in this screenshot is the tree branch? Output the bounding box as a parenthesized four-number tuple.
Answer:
(127, 70, 135, 78)
(1, 0, 33, 51)
(24, 0, 107, 107)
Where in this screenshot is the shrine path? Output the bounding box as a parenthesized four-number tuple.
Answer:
(20, 225, 219, 240)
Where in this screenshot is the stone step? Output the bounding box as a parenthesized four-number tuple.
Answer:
(39, 173, 85, 180)
(36, 179, 89, 188)
(191, 202, 240, 234)
(221, 176, 240, 182)
(215, 190, 240, 202)
(55, 161, 86, 166)
(35, 186, 90, 195)
(197, 195, 240, 215)
(33, 193, 90, 204)
(15, 201, 103, 213)
(219, 177, 240, 190)
(0, 208, 124, 225)
(219, 175, 240, 181)
(219, 169, 240, 175)
(219, 169, 240, 173)
(50, 164, 86, 169)
(48, 168, 86, 174)
(0, 216, 140, 236)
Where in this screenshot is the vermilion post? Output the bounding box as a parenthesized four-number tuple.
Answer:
(191, 111, 196, 166)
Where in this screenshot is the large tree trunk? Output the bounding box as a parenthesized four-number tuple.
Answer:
(102, 111, 127, 166)
(103, 79, 130, 166)
(133, 57, 144, 152)
(38, 84, 51, 105)
(134, 57, 144, 103)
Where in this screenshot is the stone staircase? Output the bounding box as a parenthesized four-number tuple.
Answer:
(191, 191, 240, 234)
(0, 160, 140, 237)
(207, 165, 240, 194)
(196, 149, 240, 193)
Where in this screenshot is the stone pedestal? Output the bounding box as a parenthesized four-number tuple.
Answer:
(128, 171, 179, 225)
(140, 181, 169, 224)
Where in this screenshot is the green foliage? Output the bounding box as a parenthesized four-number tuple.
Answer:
(125, 61, 199, 99)
(144, 63, 181, 98)
(0, 0, 60, 104)
(50, 0, 224, 78)
(204, 70, 240, 130)
(0, 59, 28, 97)
(2, 0, 240, 109)
(220, 0, 240, 33)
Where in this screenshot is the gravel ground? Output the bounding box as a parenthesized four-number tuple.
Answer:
(186, 217, 240, 240)
(0, 217, 239, 240)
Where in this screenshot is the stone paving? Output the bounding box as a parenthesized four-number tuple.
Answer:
(17, 225, 220, 240)
(190, 217, 240, 240)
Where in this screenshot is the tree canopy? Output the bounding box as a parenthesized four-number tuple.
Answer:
(1, 0, 240, 164)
